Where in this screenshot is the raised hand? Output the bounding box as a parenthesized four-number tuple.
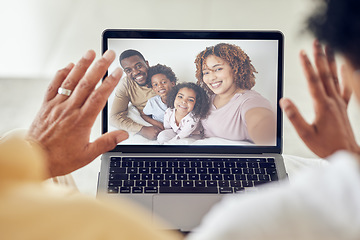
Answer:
(280, 40, 359, 158)
(27, 50, 129, 177)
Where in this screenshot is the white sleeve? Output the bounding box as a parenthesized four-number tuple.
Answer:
(163, 108, 172, 129)
(173, 117, 199, 140)
(142, 98, 154, 116)
(187, 151, 360, 240)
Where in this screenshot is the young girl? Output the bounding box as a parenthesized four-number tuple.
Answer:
(142, 64, 177, 130)
(157, 82, 210, 144)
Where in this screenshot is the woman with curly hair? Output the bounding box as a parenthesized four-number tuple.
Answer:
(157, 82, 210, 144)
(195, 43, 276, 144)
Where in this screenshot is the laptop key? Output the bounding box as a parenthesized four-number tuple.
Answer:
(129, 174, 140, 180)
(189, 174, 200, 180)
(255, 168, 266, 174)
(174, 168, 184, 174)
(235, 174, 246, 180)
(108, 180, 122, 187)
(254, 181, 268, 186)
(248, 162, 259, 168)
(183, 180, 194, 187)
(108, 186, 119, 193)
(145, 187, 158, 193)
(197, 168, 207, 174)
(260, 162, 276, 168)
(135, 180, 146, 187)
(177, 174, 187, 180)
(259, 174, 270, 181)
(230, 180, 241, 187)
(110, 173, 128, 180)
(133, 161, 144, 167)
(119, 187, 131, 193)
(243, 168, 254, 174)
(171, 180, 181, 187)
(241, 180, 254, 187)
(212, 174, 223, 180)
(194, 180, 206, 187)
(132, 187, 143, 193)
(224, 174, 234, 180)
(141, 174, 152, 180)
(218, 180, 230, 187)
(234, 187, 245, 193)
(209, 168, 219, 174)
(153, 174, 164, 180)
(160, 180, 170, 186)
(164, 174, 176, 180)
(148, 180, 158, 187)
(109, 167, 126, 173)
(200, 174, 211, 180)
(139, 168, 149, 174)
(159, 186, 218, 193)
(207, 180, 217, 187)
(123, 180, 134, 186)
(219, 187, 233, 194)
(185, 168, 196, 174)
(162, 168, 172, 174)
(247, 174, 258, 181)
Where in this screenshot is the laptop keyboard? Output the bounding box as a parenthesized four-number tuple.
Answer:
(107, 157, 278, 194)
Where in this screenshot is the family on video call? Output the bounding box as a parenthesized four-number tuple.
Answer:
(109, 43, 276, 145)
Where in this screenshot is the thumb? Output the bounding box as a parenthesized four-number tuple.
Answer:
(340, 64, 353, 105)
(88, 130, 129, 159)
(280, 98, 313, 139)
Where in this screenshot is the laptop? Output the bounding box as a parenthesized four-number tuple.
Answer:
(97, 29, 286, 232)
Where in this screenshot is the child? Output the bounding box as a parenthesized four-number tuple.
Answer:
(157, 82, 210, 144)
(142, 64, 177, 130)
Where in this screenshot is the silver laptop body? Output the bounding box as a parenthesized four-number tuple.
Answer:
(97, 29, 286, 232)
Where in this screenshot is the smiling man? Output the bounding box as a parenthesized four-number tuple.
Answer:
(110, 49, 161, 140)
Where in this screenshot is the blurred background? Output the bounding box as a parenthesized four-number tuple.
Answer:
(1, 0, 359, 195)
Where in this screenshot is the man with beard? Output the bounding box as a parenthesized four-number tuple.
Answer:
(110, 49, 161, 140)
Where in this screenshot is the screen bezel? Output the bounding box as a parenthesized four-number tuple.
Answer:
(101, 29, 284, 154)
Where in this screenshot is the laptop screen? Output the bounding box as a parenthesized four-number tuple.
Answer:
(102, 30, 283, 154)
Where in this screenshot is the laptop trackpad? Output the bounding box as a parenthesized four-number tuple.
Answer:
(153, 194, 223, 231)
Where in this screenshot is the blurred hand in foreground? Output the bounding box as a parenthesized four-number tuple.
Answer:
(27, 50, 129, 177)
(280, 40, 360, 158)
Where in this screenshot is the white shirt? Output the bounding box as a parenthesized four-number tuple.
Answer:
(163, 108, 200, 139)
(143, 95, 167, 122)
(187, 151, 360, 240)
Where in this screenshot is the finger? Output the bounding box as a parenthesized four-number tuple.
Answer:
(313, 40, 338, 97)
(87, 130, 129, 160)
(280, 98, 314, 140)
(56, 50, 96, 101)
(300, 50, 327, 104)
(70, 50, 116, 108)
(81, 67, 123, 120)
(45, 63, 74, 101)
(325, 45, 340, 93)
(340, 64, 353, 105)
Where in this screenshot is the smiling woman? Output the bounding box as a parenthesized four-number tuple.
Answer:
(195, 43, 276, 145)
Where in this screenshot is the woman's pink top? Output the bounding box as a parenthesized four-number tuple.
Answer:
(201, 90, 273, 142)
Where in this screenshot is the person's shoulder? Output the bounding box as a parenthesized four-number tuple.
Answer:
(242, 89, 262, 97)
(115, 76, 131, 93)
(149, 95, 161, 102)
(165, 107, 174, 114)
(236, 90, 267, 101)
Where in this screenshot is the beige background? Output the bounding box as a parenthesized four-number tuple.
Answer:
(1, 0, 359, 195)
